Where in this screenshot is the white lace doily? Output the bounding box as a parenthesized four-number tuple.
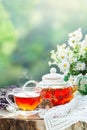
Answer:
(39, 92, 87, 130)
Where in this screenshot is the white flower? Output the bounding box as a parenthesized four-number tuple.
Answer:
(66, 46, 72, 53)
(68, 28, 82, 41)
(67, 50, 77, 63)
(68, 37, 77, 47)
(57, 44, 66, 54)
(81, 35, 87, 49)
(51, 53, 56, 60)
(50, 50, 57, 60)
(58, 61, 70, 73)
(69, 56, 77, 64)
(76, 62, 86, 71)
(50, 50, 55, 54)
(49, 28, 87, 80)
(48, 61, 57, 66)
(79, 46, 86, 55)
(83, 34, 87, 44)
(68, 75, 76, 85)
(57, 44, 66, 50)
(60, 43, 66, 48)
(56, 44, 68, 62)
(57, 52, 68, 61)
(48, 61, 52, 66)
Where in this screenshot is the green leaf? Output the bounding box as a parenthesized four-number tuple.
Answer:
(64, 75, 69, 81)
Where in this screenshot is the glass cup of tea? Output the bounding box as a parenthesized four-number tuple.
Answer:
(5, 80, 41, 111)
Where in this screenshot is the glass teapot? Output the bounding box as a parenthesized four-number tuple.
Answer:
(37, 68, 74, 106)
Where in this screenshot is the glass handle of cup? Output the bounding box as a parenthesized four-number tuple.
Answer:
(5, 92, 15, 107)
(22, 80, 38, 90)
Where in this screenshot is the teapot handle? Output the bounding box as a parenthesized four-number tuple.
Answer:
(71, 74, 82, 93)
(74, 74, 82, 85)
(22, 80, 38, 90)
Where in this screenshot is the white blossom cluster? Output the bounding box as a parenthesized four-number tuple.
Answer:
(49, 28, 87, 82)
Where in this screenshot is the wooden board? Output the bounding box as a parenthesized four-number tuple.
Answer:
(0, 110, 87, 130)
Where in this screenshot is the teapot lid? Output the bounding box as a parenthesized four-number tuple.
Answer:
(42, 68, 63, 83)
(39, 68, 69, 88)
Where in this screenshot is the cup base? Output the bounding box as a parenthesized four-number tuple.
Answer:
(6, 105, 40, 116)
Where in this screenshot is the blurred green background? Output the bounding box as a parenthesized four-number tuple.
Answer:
(0, 0, 87, 87)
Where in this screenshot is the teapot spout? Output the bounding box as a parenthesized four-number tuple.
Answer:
(72, 74, 82, 93)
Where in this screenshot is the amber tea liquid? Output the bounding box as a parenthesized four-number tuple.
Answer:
(41, 87, 73, 106)
(14, 92, 41, 111)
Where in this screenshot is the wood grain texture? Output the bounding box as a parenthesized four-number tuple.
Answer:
(0, 111, 87, 130)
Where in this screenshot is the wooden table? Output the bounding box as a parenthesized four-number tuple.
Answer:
(0, 110, 87, 130)
(0, 110, 45, 130)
